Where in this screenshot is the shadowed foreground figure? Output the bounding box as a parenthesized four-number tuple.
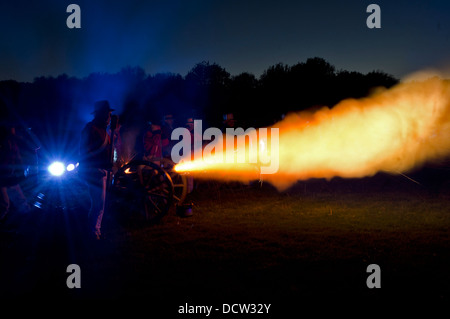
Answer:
(79, 100, 114, 240)
(0, 124, 30, 222)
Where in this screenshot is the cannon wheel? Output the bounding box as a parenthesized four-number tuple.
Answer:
(112, 160, 174, 223)
(156, 158, 188, 206)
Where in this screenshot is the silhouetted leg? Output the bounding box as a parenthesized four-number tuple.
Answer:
(87, 173, 107, 239)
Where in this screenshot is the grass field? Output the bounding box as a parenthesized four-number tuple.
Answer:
(1, 172, 449, 310)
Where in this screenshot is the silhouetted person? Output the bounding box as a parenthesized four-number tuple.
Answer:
(143, 122, 163, 162)
(109, 117, 124, 171)
(0, 124, 30, 222)
(79, 100, 114, 240)
(185, 117, 196, 193)
(185, 117, 195, 156)
(222, 113, 236, 132)
(161, 114, 175, 158)
(221, 112, 238, 155)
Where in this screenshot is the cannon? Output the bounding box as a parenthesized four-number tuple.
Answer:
(111, 157, 188, 223)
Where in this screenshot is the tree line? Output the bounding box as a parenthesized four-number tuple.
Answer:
(0, 57, 398, 137)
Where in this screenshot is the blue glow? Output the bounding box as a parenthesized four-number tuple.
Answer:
(48, 161, 65, 176)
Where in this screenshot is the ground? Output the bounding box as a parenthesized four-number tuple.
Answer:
(0, 171, 449, 312)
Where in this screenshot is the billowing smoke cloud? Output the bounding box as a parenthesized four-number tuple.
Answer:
(176, 76, 450, 191)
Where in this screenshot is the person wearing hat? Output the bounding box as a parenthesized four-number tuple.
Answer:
(79, 100, 114, 240)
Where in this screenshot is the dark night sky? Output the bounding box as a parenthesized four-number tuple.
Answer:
(0, 0, 449, 82)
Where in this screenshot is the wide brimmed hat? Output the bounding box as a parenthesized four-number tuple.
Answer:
(92, 100, 115, 114)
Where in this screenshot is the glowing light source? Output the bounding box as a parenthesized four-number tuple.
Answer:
(48, 161, 65, 176)
(66, 163, 75, 171)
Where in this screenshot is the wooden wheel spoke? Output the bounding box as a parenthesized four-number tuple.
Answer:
(147, 191, 170, 199)
(146, 197, 162, 213)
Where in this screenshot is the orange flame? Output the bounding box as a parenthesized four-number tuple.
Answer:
(175, 76, 450, 190)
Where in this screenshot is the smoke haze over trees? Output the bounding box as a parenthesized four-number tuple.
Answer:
(0, 57, 398, 154)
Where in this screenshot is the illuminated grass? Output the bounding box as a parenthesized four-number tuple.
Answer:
(3, 175, 448, 302)
(111, 178, 450, 301)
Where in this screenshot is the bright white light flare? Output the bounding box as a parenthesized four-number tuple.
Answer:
(48, 162, 65, 176)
